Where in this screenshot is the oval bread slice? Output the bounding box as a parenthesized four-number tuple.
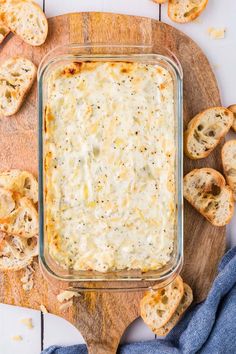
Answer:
(0, 169, 38, 204)
(168, 0, 208, 23)
(228, 105, 236, 132)
(0, 56, 36, 116)
(222, 140, 236, 201)
(184, 168, 234, 226)
(0, 194, 38, 238)
(4, 0, 48, 46)
(140, 276, 184, 330)
(155, 283, 193, 336)
(184, 107, 234, 159)
(0, 231, 38, 270)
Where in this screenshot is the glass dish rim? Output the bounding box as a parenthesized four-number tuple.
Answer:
(38, 43, 183, 286)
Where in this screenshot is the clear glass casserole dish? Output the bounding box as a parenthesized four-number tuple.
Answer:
(38, 44, 183, 290)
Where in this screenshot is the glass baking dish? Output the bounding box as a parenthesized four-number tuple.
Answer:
(38, 44, 183, 290)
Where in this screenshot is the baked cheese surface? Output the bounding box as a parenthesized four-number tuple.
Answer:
(45, 61, 176, 272)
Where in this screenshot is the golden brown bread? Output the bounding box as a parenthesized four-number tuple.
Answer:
(152, 0, 167, 3)
(222, 140, 236, 201)
(0, 187, 15, 218)
(228, 105, 236, 132)
(0, 169, 38, 204)
(4, 0, 48, 46)
(0, 56, 36, 116)
(140, 276, 184, 330)
(0, 231, 38, 270)
(0, 20, 10, 44)
(155, 283, 193, 336)
(168, 0, 208, 23)
(184, 107, 233, 159)
(184, 168, 234, 226)
(0, 192, 38, 238)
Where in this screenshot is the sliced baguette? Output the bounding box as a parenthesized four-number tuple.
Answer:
(140, 276, 184, 330)
(0, 21, 10, 44)
(222, 140, 236, 201)
(0, 56, 36, 116)
(152, 0, 167, 3)
(168, 0, 208, 23)
(0, 187, 16, 218)
(155, 283, 193, 336)
(228, 105, 236, 132)
(5, 0, 48, 46)
(184, 168, 234, 226)
(0, 195, 38, 238)
(0, 169, 38, 204)
(0, 231, 38, 270)
(184, 107, 234, 159)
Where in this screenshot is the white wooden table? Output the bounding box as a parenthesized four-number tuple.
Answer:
(1, 1, 236, 353)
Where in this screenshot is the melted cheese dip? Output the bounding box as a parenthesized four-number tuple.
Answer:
(45, 61, 176, 272)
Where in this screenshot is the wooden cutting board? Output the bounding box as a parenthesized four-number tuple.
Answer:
(0, 12, 225, 354)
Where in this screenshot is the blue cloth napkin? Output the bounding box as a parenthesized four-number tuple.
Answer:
(42, 247, 236, 354)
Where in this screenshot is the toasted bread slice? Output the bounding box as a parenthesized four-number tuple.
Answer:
(0, 195, 38, 238)
(0, 21, 10, 44)
(228, 105, 236, 132)
(184, 168, 234, 226)
(184, 107, 233, 159)
(168, 0, 208, 23)
(5, 0, 48, 46)
(155, 283, 193, 336)
(0, 169, 38, 204)
(152, 0, 167, 3)
(0, 56, 36, 116)
(0, 187, 15, 218)
(222, 140, 236, 201)
(0, 0, 6, 16)
(140, 276, 184, 330)
(0, 231, 38, 270)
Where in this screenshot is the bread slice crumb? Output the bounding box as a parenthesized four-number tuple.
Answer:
(0, 57, 37, 116)
(57, 290, 80, 303)
(59, 300, 73, 311)
(208, 27, 225, 39)
(140, 276, 184, 330)
(12, 335, 23, 341)
(5, 0, 48, 46)
(40, 304, 48, 314)
(20, 318, 33, 329)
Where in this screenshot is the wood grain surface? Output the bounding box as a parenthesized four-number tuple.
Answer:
(0, 12, 225, 354)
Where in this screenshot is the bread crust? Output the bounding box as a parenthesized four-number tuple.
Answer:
(0, 21, 10, 44)
(5, 0, 48, 46)
(0, 56, 36, 116)
(155, 283, 193, 336)
(228, 105, 236, 132)
(184, 168, 234, 226)
(0, 194, 38, 238)
(168, 0, 208, 23)
(152, 0, 167, 4)
(0, 231, 38, 271)
(0, 169, 38, 204)
(140, 275, 184, 330)
(222, 140, 236, 201)
(184, 107, 234, 160)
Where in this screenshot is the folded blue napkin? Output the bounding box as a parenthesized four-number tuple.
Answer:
(42, 246, 236, 354)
